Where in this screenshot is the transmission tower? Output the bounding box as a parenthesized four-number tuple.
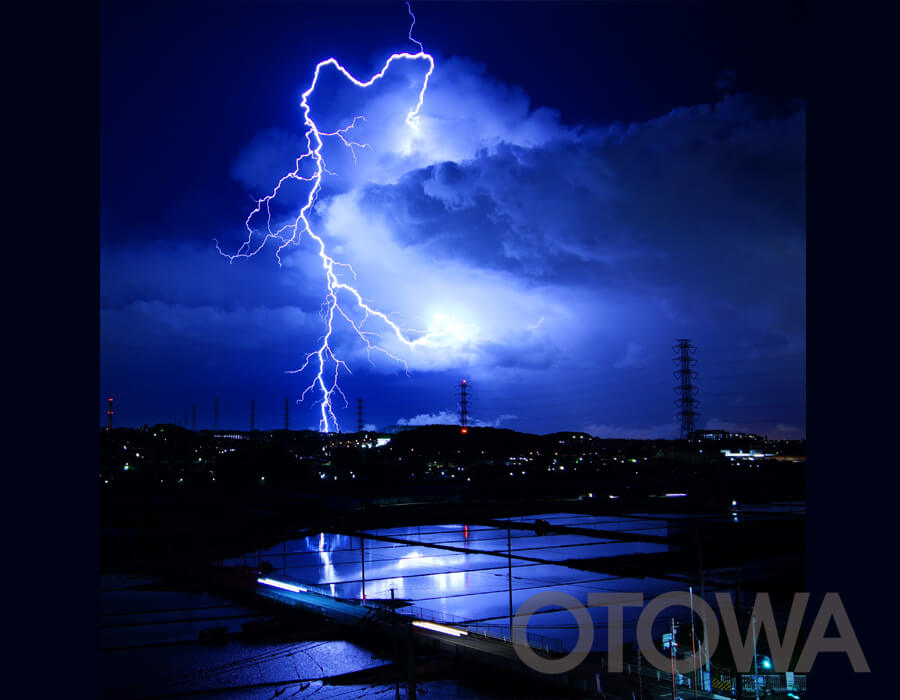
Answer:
(250, 399, 256, 431)
(673, 339, 699, 439)
(357, 398, 364, 433)
(458, 379, 470, 434)
(192, 402, 197, 431)
(107, 397, 114, 430)
(284, 396, 290, 431)
(214, 396, 219, 430)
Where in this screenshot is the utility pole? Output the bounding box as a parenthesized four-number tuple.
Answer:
(690, 586, 699, 698)
(752, 615, 760, 700)
(671, 618, 677, 700)
(696, 531, 711, 690)
(637, 648, 643, 700)
(391, 588, 399, 699)
(407, 622, 417, 700)
(360, 535, 366, 601)
(507, 516, 514, 638)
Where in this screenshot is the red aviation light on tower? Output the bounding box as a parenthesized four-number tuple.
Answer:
(459, 379, 470, 434)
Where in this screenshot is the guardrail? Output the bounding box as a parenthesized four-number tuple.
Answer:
(395, 604, 567, 654)
(250, 571, 569, 655)
(620, 653, 806, 695)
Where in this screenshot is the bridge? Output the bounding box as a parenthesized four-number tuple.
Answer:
(216, 569, 747, 699)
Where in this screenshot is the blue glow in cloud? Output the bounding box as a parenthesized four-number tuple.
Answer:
(101, 4, 805, 437)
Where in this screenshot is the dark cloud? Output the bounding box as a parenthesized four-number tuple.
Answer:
(715, 69, 737, 93)
(352, 94, 804, 347)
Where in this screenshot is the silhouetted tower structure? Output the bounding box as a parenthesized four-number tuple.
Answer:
(250, 400, 256, 431)
(192, 403, 197, 431)
(673, 339, 699, 439)
(357, 398, 364, 433)
(284, 397, 290, 431)
(214, 397, 219, 431)
(184, 408, 189, 428)
(458, 380, 470, 434)
(107, 398, 114, 430)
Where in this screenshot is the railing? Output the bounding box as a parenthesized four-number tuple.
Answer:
(248, 570, 568, 655)
(620, 653, 807, 695)
(740, 673, 806, 693)
(621, 657, 706, 691)
(390, 604, 567, 654)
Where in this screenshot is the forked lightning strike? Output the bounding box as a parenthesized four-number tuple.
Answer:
(216, 3, 459, 432)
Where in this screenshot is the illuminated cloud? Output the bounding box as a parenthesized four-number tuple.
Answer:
(397, 411, 517, 428)
(101, 41, 804, 435)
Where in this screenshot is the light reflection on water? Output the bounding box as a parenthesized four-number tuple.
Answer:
(224, 513, 691, 650)
(224, 508, 800, 651)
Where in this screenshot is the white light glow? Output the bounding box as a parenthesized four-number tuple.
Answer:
(258, 577, 307, 593)
(411, 620, 468, 637)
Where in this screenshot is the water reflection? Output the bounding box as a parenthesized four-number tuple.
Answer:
(226, 512, 780, 651)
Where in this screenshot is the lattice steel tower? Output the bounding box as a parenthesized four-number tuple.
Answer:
(673, 339, 699, 439)
(357, 398, 364, 433)
(458, 379, 470, 434)
(250, 399, 256, 431)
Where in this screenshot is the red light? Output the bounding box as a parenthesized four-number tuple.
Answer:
(461, 428, 468, 434)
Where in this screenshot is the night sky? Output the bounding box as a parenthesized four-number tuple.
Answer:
(100, 1, 806, 437)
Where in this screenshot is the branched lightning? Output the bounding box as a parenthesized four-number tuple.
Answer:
(216, 2, 461, 433)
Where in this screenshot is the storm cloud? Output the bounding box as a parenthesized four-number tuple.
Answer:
(102, 40, 804, 437)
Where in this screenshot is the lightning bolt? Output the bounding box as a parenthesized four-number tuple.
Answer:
(216, 2, 459, 433)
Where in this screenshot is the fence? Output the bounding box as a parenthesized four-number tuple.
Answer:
(620, 652, 806, 696)
(251, 571, 568, 655)
(395, 603, 568, 654)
